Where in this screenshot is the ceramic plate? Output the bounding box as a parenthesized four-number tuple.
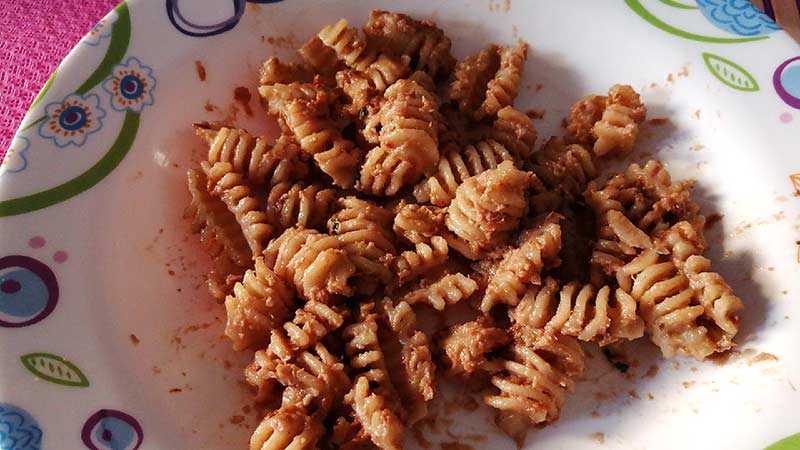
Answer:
(1, 1, 800, 449)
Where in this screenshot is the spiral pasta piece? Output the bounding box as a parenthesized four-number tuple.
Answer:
(393, 202, 446, 244)
(449, 44, 500, 115)
(261, 82, 363, 188)
(413, 139, 516, 206)
(402, 272, 478, 310)
(446, 161, 536, 257)
(203, 161, 274, 256)
(264, 301, 346, 366)
(358, 78, 440, 196)
(329, 197, 396, 291)
(317, 18, 410, 90)
(259, 57, 314, 87)
(478, 42, 528, 120)
(186, 169, 251, 301)
(266, 181, 337, 231)
(299, 36, 342, 74)
(264, 227, 356, 302)
(376, 299, 436, 425)
(438, 319, 510, 377)
(483, 326, 585, 443)
(482, 213, 562, 313)
(489, 106, 537, 161)
(566, 84, 646, 157)
(345, 376, 404, 450)
(225, 257, 294, 351)
(363, 10, 456, 80)
(393, 236, 449, 286)
(615, 248, 740, 360)
(511, 278, 645, 345)
(194, 123, 309, 187)
(250, 405, 325, 450)
(529, 136, 597, 207)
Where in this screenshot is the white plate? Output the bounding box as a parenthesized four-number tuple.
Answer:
(1, 1, 799, 449)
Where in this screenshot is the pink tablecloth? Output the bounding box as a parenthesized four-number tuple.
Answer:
(0, 0, 118, 162)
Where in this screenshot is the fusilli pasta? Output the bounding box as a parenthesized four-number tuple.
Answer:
(249, 405, 324, 450)
(566, 84, 646, 157)
(263, 227, 356, 302)
(265, 181, 337, 231)
(438, 318, 510, 377)
(402, 272, 478, 310)
(445, 161, 536, 256)
(203, 161, 274, 256)
(358, 78, 440, 196)
(392, 236, 449, 286)
(225, 257, 294, 351)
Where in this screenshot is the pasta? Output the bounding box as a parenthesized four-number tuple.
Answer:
(438, 318, 510, 377)
(510, 278, 645, 345)
(567, 84, 647, 157)
(260, 83, 364, 188)
(402, 272, 478, 310)
(194, 124, 309, 187)
(482, 326, 586, 443)
(225, 257, 294, 351)
(186, 169, 250, 301)
(329, 197, 396, 293)
(203, 161, 274, 256)
(265, 181, 337, 231)
(263, 227, 356, 303)
(616, 246, 742, 360)
(358, 78, 440, 196)
(482, 213, 562, 312)
(363, 10, 456, 80)
(445, 161, 537, 256)
(184, 10, 747, 447)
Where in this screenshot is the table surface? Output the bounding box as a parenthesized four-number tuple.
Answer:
(0, 0, 118, 162)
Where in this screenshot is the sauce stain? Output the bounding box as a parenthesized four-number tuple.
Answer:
(195, 61, 207, 81)
(234, 86, 254, 117)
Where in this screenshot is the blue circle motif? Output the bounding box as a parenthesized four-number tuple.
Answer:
(82, 410, 143, 450)
(57, 106, 89, 131)
(0, 256, 59, 328)
(119, 75, 144, 100)
(779, 65, 800, 99)
(0, 403, 43, 450)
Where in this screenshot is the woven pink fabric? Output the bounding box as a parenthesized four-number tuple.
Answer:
(0, 0, 118, 162)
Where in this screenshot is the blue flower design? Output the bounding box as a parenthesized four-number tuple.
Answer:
(0, 403, 42, 450)
(1, 136, 30, 174)
(83, 9, 118, 46)
(102, 57, 156, 113)
(39, 93, 106, 148)
(696, 0, 781, 36)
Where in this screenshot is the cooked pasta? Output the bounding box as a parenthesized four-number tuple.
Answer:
(318, 18, 410, 91)
(445, 161, 536, 256)
(566, 84, 647, 157)
(194, 124, 309, 187)
(616, 247, 741, 360)
(265, 181, 337, 231)
(260, 83, 363, 188)
(263, 227, 356, 303)
(358, 78, 440, 196)
(186, 169, 250, 301)
(402, 272, 478, 310)
(185, 11, 747, 447)
(329, 197, 396, 292)
(482, 213, 562, 312)
(413, 139, 516, 207)
(510, 277, 645, 345)
(224, 257, 294, 351)
(249, 405, 324, 450)
(363, 10, 456, 80)
(203, 161, 274, 256)
(438, 318, 510, 377)
(478, 43, 528, 120)
(392, 236, 449, 286)
(392, 202, 446, 244)
(483, 326, 585, 443)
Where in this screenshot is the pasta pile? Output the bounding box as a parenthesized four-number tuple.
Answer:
(186, 10, 744, 449)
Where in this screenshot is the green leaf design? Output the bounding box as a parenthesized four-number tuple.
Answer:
(703, 52, 760, 92)
(658, 0, 698, 9)
(765, 433, 800, 450)
(20, 352, 90, 387)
